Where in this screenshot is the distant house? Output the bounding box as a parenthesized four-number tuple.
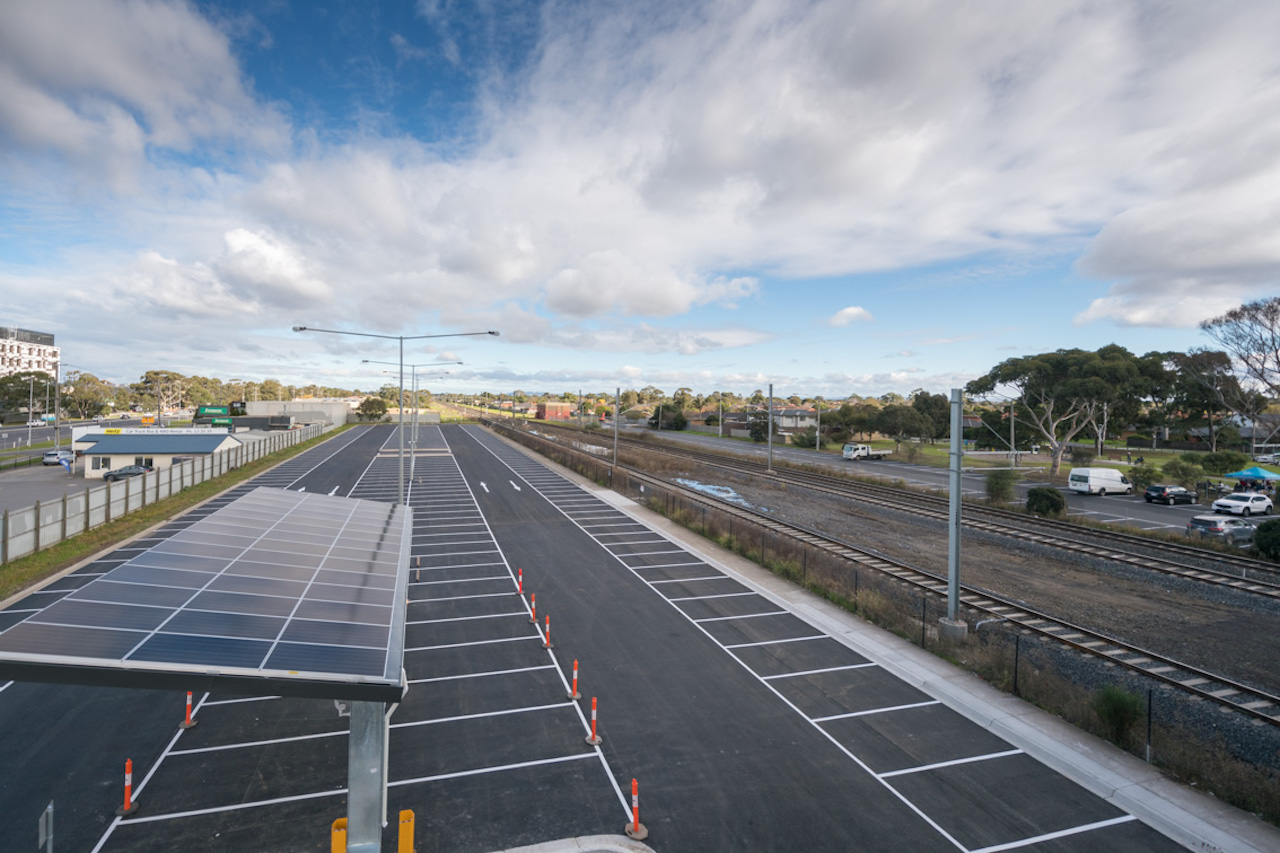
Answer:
(78, 432, 242, 480)
(772, 407, 817, 430)
(536, 401, 574, 421)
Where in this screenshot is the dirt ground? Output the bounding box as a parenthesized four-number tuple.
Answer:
(672, 464, 1280, 698)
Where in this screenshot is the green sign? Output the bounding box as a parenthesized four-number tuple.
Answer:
(210, 418, 233, 426)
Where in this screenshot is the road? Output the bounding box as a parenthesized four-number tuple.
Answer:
(0, 424, 1188, 851)
(619, 427, 1250, 536)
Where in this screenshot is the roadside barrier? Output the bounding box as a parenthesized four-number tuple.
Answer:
(586, 697, 601, 745)
(625, 778, 648, 840)
(116, 758, 137, 816)
(180, 691, 197, 729)
(568, 659, 580, 699)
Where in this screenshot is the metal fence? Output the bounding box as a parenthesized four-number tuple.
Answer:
(0, 424, 324, 565)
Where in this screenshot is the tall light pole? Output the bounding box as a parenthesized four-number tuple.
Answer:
(294, 326, 497, 505)
(364, 360, 458, 481)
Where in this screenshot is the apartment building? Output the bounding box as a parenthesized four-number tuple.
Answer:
(0, 327, 60, 378)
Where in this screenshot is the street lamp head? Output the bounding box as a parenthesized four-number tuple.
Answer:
(292, 326, 307, 332)
(488, 330, 500, 337)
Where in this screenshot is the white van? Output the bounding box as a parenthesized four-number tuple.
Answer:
(1068, 467, 1133, 496)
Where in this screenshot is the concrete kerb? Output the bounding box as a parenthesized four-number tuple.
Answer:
(484, 428, 1280, 853)
(490, 835, 655, 853)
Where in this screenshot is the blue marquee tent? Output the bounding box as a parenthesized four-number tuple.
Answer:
(1223, 466, 1280, 480)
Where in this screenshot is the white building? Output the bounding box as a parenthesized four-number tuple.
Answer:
(0, 327, 60, 379)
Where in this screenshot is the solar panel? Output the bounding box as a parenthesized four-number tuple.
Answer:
(0, 487, 412, 700)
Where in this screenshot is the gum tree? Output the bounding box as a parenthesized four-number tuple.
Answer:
(966, 348, 1121, 476)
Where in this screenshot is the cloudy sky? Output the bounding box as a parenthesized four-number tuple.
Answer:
(2, 0, 1278, 398)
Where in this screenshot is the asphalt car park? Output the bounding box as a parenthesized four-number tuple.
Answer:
(0, 425, 1191, 850)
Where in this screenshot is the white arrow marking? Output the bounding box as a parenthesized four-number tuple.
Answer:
(329, 486, 339, 496)
(509, 480, 522, 491)
(480, 482, 490, 493)
(298, 487, 306, 492)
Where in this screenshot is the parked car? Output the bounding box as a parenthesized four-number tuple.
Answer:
(42, 449, 74, 466)
(1186, 515, 1256, 546)
(1143, 484, 1198, 505)
(103, 464, 152, 482)
(1253, 453, 1276, 463)
(26, 419, 43, 427)
(1211, 493, 1273, 516)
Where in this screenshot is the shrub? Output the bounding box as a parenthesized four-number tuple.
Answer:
(791, 427, 817, 448)
(985, 469, 1018, 503)
(1254, 519, 1280, 562)
(1161, 458, 1205, 488)
(1026, 486, 1066, 516)
(1093, 685, 1143, 747)
(1070, 447, 1095, 467)
(1125, 464, 1161, 491)
(1196, 451, 1250, 476)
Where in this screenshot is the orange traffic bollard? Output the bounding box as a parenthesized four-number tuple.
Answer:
(586, 697, 601, 745)
(517, 568, 523, 595)
(116, 758, 138, 816)
(625, 778, 649, 840)
(180, 691, 197, 729)
(543, 614, 553, 649)
(568, 659, 580, 699)
(529, 593, 537, 624)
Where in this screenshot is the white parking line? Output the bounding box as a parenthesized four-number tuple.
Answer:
(877, 748, 1023, 779)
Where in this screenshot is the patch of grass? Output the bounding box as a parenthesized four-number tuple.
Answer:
(0, 426, 350, 602)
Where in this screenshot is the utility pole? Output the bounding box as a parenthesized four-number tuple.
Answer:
(767, 383, 774, 472)
(940, 388, 968, 642)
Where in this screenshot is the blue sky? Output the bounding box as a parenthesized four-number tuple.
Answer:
(3, 0, 1279, 399)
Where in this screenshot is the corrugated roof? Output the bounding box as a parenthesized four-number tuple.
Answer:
(84, 434, 241, 455)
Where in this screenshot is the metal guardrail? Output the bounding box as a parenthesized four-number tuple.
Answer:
(0, 424, 324, 565)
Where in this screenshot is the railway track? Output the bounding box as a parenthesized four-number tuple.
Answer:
(613, 459, 1280, 728)
(526, 421, 1280, 602)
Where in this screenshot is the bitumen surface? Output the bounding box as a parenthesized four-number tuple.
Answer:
(0, 423, 1274, 851)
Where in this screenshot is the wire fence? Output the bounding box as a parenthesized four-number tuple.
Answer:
(0, 424, 324, 565)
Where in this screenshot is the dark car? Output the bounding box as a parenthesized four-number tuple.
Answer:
(1144, 484, 1197, 505)
(103, 464, 152, 482)
(1186, 514, 1255, 546)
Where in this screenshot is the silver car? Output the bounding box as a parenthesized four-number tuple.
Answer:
(1186, 515, 1256, 546)
(1211, 493, 1273, 516)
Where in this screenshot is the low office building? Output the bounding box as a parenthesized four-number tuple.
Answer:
(78, 432, 242, 480)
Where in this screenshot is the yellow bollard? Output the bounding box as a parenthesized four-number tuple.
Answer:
(398, 809, 415, 853)
(331, 817, 347, 853)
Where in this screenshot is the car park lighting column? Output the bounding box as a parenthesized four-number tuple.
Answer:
(293, 326, 497, 505)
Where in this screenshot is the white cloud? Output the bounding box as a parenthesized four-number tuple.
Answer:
(828, 306, 874, 327)
(0, 0, 287, 190)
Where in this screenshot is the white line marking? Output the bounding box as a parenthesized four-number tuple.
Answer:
(479, 481, 489, 492)
(392, 701, 574, 729)
(406, 611, 527, 626)
(405, 635, 542, 652)
(968, 815, 1138, 852)
(649, 575, 727, 585)
(202, 695, 281, 706)
(328, 486, 339, 496)
(813, 700, 942, 723)
(724, 635, 828, 649)
(388, 752, 598, 788)
(408, 664, 556, 685)
(878, 748, 1024, 778)
(693, 610, 789, 623)
(668, 591, 759, 602)
(171, 727, 347, 756)
(762, 663, 876, 680)
(509, 480, 521, 491)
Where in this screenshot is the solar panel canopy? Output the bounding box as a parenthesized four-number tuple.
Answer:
(0, 487, 412, 700)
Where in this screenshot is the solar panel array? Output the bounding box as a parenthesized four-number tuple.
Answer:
(0, 487, 412, 700)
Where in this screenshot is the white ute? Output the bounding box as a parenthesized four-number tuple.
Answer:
(842, 443, 891, 461)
